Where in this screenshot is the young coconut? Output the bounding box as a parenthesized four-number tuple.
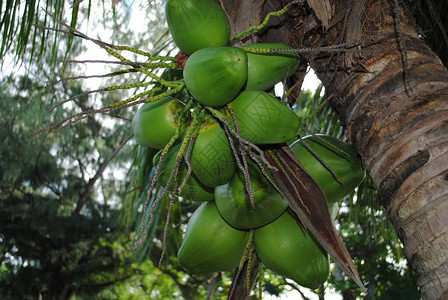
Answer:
(215, 160, 287, 230)
(245, 43, 299, 91)
(254, 210, 330, 289)
(132, 97, 187, 149)
(177, 202, 249, 274)
(183, 47, 248, 107)
(188, 114, 235, 187)
(165, 0, 230, 55)
(289, 134, 366, 204)
(153, 144, 214, 202)
(228, 90, 299, 144)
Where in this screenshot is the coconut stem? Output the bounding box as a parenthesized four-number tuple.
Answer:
(159, 194, 176, 268)
(205, 106, 272, 169)
(134, 129, 181, 250)
(225, 107, 255, 207)
(35, 9, 184, 136)
(134, 102, 198, 249)
(178, 108, 203, 194)
(239, 230, 254, 270)
(230, 0, 302, 42)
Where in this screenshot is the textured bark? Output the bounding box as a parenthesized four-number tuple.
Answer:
(221, 0, 448, 298)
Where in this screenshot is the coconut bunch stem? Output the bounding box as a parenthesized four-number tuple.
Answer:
(34, 10, 185, 136)
(230, 1, 302, 42)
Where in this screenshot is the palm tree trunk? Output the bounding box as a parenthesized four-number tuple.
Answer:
(222, 0, 448, 298)
(294, 2, 448, 298)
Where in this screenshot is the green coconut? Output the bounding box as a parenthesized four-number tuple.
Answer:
(254, 210, 330, 289)
(184, 47, 248, 107)
(165, 0, 230, 55)
(228, 90, 299, 144)
(189, 115, 235, 187)
(153, 145, 214, 202)
(215, 161, 287, 230)
(245, 43, 299, 91)
(177, 202, 249, 274)
(132, 97, 187, 149)
(289, 134, 366, 204)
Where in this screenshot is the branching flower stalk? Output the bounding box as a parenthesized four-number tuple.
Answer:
(34, 83, 185, 135)
(134, 128, 182, 250)
(223, 125, 255, 207)
(205, 106, 274, 170)
(230, 0, 303, 42)
(282, 83, 300, 102)
(108, 44, 177, 62)
(134, 106, 202, 250)
(61, 81, 159, 105)
(35, 9, 185, 137)
(108, 82, 185, 108)
(257, 267, 263, 300)
(158, 159, 186, 263)
(178, 117, 201, 194)
(135, 155, 181, 249)
(134, 68, 183, 88)
(134, 101, 195, 247)
(167, 106, 204, 197)
(247, 150, 289, 202)
(55, 59, 178, 69)
(42, 8, 176, 64)
(297, 134, 346, 183)
(159, 191, 177, 268)
(226, 107, 255, 207)
(245, 248, 255, 291)
(242, 40, 364, 56)
(155, 108, 203, 263)
(48, 68, 141, 84)
(236, 230, 255, 291)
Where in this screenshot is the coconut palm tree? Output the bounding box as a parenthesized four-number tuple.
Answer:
(2, 0, 447, 298)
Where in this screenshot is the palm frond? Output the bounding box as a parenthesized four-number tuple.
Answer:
(0, 0, 89, 69)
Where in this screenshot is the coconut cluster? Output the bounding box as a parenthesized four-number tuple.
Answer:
(130, 0, 366, 290)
